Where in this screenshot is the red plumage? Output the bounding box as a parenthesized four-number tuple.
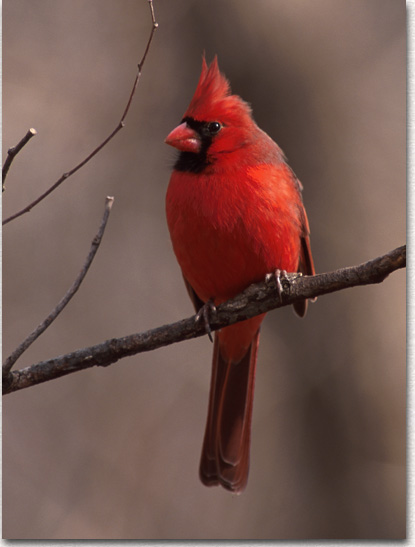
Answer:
(165, 57, 314, 493)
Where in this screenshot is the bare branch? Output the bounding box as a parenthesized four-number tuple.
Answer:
(121, 0, 159, 122)
(2, 196, 114, 377)
(2, 128, 37, 191)
(3, 245, 405, 396)
(2, 0, 158, 226)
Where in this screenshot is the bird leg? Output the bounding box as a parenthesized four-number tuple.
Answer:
(195, 298, 217, 342)
(265, 269, 288, 304)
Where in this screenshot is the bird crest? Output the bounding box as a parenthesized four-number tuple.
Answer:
(184, 56, 252, 124)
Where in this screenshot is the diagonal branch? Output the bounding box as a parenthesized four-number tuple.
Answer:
(2, 0, 158, 226)
(2, 196, 114, 377)
(3, 245, 405, 396)
(2, 128, 37, 191)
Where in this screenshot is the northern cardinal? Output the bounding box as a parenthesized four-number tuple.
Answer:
(165, 57, 314, 493)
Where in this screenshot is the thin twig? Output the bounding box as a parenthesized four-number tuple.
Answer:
(2, 0, 158, 226)
(2, 128, 37, 191)
(3, 245, 405, 396)
(2, 196, 114, 376)
(121, 0, 158, 122)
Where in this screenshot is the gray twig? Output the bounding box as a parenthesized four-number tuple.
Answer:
(3, 245, 405, 396)
(3, 0, 158, 226)
(2, 196, 114, 377)
(2, 128, 37, 191)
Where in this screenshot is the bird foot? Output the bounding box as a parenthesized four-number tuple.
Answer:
(265, 269, 288, 304)
(195, 298, 217, 342)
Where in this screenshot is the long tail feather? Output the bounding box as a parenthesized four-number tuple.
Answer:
(199, 329, 260, 493)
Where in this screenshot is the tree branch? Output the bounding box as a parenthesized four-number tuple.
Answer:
(2, 245, 405, 396)
(2, 196, 114, 377)
(2, 0, 158, 226)
(2, 128, 37, 191)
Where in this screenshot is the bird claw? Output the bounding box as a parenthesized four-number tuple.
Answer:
(266, 269, 288, 304)
(195, 298, 217, 342)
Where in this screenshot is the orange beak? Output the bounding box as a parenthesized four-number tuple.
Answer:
(165, 122, 201, 153)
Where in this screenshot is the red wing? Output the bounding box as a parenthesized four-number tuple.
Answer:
(294, 206, 315, 317)
(183, 275, 205, 313)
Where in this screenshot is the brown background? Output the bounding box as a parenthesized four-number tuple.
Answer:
(3, 0, 406, 540)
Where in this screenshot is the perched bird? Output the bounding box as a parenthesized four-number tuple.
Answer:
(165, 57, 314, 493)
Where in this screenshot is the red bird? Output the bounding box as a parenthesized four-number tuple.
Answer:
(165, 57, 314, 493)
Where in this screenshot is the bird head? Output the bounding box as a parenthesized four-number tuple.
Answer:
(165, 56, 255, 173)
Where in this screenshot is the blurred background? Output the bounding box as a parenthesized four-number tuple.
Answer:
(3, 0, 406, 540)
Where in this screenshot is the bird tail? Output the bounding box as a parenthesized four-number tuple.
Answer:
(199, 328, 260, 494)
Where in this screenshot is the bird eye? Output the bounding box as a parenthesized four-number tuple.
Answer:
(207, 121, 222, 135)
